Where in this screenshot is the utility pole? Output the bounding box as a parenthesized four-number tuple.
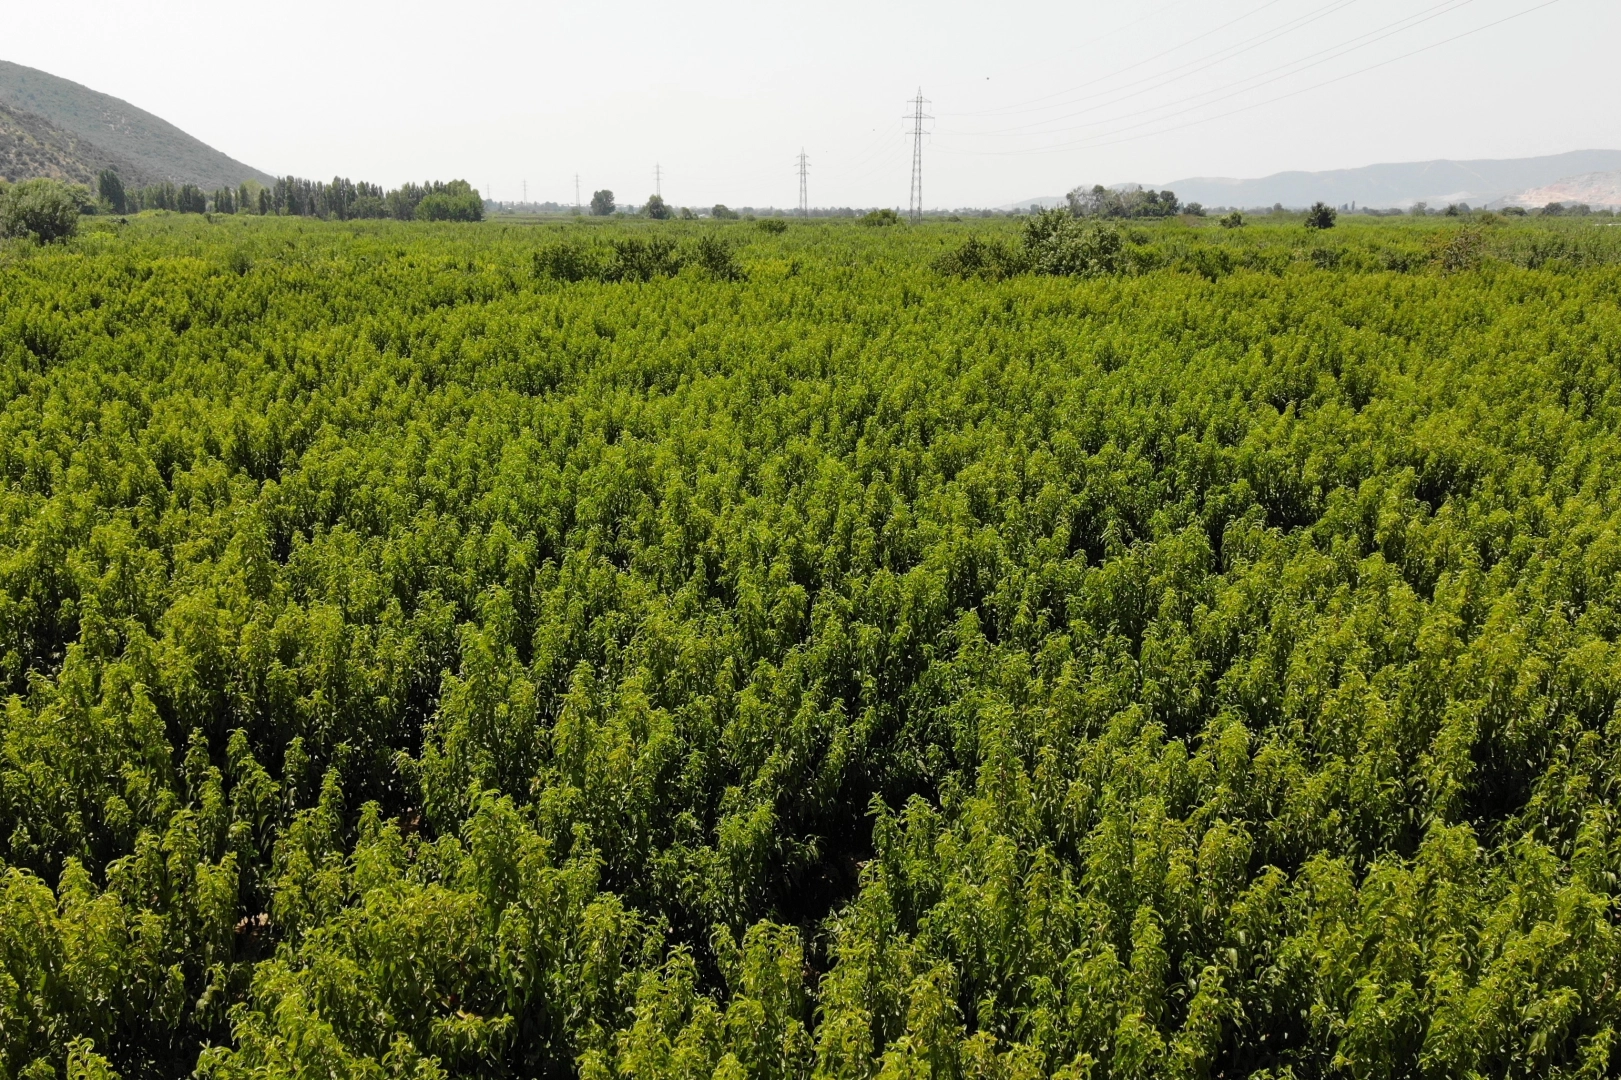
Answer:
(905, 89, 932, 224)
(575, 174, 581, 212)
(655, 163, 662, 199)
(522, 180, 527, 204)
(796, 149, 810, 217)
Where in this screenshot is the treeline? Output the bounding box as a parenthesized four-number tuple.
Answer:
(1067, 183, 1195, 218)
(95, 169, 483, 221)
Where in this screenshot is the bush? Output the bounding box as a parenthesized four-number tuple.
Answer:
(1305, 201, 1337, 230)
(1434, 226, 1486, 272)
(1220, 211, 1245, 229)
(711, 204, 739, 219)
(0, 177, 80, 243)
(1022, 208, 1124, 276)
(860, 208, 901, 227)
(934, 236, 1025, 279)
(533, 241, 605, 282)
(757, 218, 788, 234)
(691, 233, 744, 280)
(604, 237, 684, 282)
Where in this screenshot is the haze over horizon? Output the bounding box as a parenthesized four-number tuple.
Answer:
(5, 0, 1616, 209)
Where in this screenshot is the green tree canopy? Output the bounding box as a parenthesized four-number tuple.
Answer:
(0, 177, 80, 242)
(96, 169, 126, 214)
(1305, 200, 1338, 229)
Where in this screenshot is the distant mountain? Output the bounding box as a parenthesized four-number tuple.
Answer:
(0, 101, 156, 187)
(1163, 151, 1621, 210)
(998, 195, 1069, 211)
(1501, 171, 1621, 210)
(1002, 151, 1621, 213)
(0, 59, 272, 189)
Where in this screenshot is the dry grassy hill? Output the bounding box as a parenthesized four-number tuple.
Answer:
(0, 59, 271, 188)
(0, 101, 155, 186)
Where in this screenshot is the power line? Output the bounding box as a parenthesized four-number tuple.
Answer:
(958, 0, 1368, 137)
(796, 150, 811, 216)
(936, 0, 1565, 158)
(954, 0, 1475, 142)
(953, 0, 1293, 118)
(905, 90, 932, 223)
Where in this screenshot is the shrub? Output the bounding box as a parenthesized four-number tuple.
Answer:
(691, 233, 744, 280)
(533, 241, 605, 282)
(604, 236, 684, 282)
(711, 204, 739, 219)
(1021, 208, 1124, 276)
(756, 218, 788, 234)
(860, 208, 901, 227)
(0, 177, 80, 243)
(934, 236, 1025, 279)
(1434, 226, 1486, 272)
(1220, 211, 1245, 229)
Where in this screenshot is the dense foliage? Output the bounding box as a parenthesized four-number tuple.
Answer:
(0, 177, 79, 243)
(4, 212, 1621, 1080)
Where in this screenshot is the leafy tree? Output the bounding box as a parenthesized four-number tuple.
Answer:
(0, 177, 80, 242)
(97, 169, 126, 214)
(1304, 200, 1337, 229)
(860, 208, 900, 226)
(646, 194, 672, 220)
(591, 189, 615, 216)
(415, 189, 484, 221)
(711, 204, 739, 219)
(1220, 210, 1245, 228)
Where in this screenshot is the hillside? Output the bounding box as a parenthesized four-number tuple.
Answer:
(0, 101, 155, 187)
(0, 59, 272, 189)
(1011, 150, 1621, 211)
(1164, 149, 1621, 209)
(1501, 170, 1621, 210)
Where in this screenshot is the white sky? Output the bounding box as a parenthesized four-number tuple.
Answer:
(6, 0, 1616, 208)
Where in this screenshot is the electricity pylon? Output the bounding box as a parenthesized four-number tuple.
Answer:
(905, 89, 932, 224)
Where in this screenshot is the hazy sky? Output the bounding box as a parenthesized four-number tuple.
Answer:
(5, 0, 1615, 208)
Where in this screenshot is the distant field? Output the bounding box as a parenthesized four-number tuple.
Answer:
(5, 212, 1621, 1080)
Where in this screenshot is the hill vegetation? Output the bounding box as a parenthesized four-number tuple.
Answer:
(0, 101, 155, 187)
(4, 212, 1621, 1080)
(0, 59, 271, 189)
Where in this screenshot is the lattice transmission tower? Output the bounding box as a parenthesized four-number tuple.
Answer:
(796, 150, 810, 217)
(905, 89, 932, 224)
